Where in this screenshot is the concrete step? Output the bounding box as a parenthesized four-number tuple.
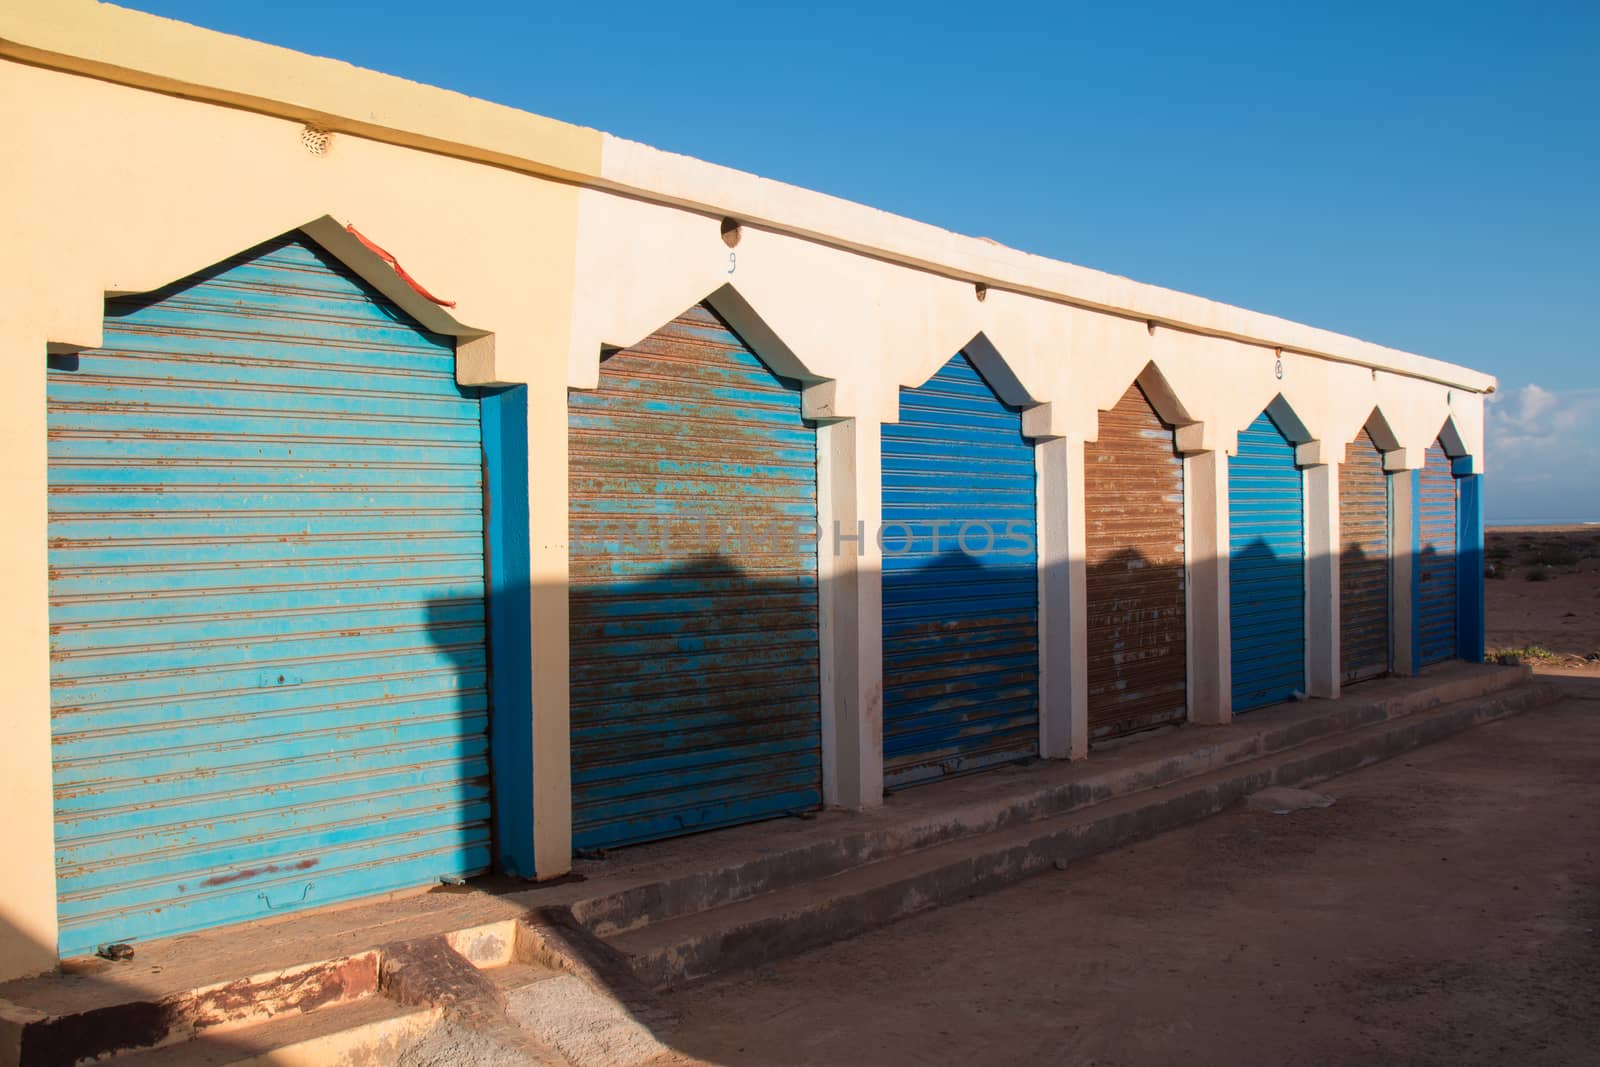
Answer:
(573, 663, 1531, 940)
(0, 950, 392, 1066)
(0, 922, 544, 1067)
(94, 995, 437, 1067)
(113, 956, 578, 1067)
(606, 676, 1557, 990)
(0, 665, 1536, 1063)
(501, 969, 673, 1067)
(482, 959, 563, 994)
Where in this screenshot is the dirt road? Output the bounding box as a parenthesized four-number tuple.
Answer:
(654, 677, 1600, 1067)
(1486, 525, 1600, 672)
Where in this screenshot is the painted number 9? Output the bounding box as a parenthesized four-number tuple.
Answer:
(728, 251, 737, 275)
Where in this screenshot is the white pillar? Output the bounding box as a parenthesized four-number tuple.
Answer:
(1036, 436, 1088, 760)
(1184, 449, 1232, 725)
(1388, 466, 1418, 676)
(1303, 462, 1340, 699)
(816, 418, 884, 809)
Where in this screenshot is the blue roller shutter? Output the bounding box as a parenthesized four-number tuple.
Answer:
(1415, 441, 1459, 666)
(880, 352, 1039, 787)
(567, 305, 821, 850)
(47, 236, 490, 956)
(1229, 410, 1305, 712)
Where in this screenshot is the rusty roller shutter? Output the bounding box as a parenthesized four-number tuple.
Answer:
(47, 235, 490, 957)
(1415, 441, 1459, 667)
(1339, 430, 1390, 683)
(568, 304, 821, 850)
(880, 352, 1039, 788)
(1083, 383, 1186, 740)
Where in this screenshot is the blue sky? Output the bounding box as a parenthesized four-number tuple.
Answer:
(123, 1, 1599, 521)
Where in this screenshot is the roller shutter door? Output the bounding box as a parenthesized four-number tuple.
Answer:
(568, 305, 821, 850)
(1339, 430, 1390, 683)
(1084, 383, 1187, 740)
(47, 236, 490, 956)
(880, 352, 1039, 787)
(1416, 441, 1459, 667)
(1229, 410, 1305, 712)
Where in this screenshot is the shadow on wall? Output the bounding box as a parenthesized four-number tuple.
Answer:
(531, 520, 1458, 859)
(881, 542, 1040, 784)
(1083, 543, 1189, 741)
(566, 548, 825, 852)
(12, 536, 1459, 1066)
(555, 520, 1449, 841)
(494, 532, 1473, 1067)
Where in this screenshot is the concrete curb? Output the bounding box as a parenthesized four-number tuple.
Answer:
(0, 667, 1541, 1064)
(612, 680, 1556, 989)
(574, 666, 1531, 940)
(1, 953, 380, 1067)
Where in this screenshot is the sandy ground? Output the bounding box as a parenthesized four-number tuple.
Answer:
(653, 677, 1600, 1067)
(1486, 525, 1600, 671)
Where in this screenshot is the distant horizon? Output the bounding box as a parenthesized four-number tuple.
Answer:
(1486, 518, 1600, 528)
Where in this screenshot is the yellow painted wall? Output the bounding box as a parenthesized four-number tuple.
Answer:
(0, 55, 596, 979)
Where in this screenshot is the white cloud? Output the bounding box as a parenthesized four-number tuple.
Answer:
(1485, 383, 1600, 460)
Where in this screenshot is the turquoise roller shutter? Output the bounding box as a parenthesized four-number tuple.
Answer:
(567, 305, 822, 851)
(1416, 442, 1459, 666)
(1229, 410, 1305, 712)
(47, 236, 490, 957)
(880, 352, 1039, 787)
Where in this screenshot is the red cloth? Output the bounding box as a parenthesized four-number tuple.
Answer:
(345, 225, 457, 308)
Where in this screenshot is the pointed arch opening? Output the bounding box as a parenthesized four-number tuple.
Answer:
(1357, 406, 1402, 456)
(1432, 414, 1470, 463)
(1129, 361, 1196, 429)
(1261, 393, 1314, 446)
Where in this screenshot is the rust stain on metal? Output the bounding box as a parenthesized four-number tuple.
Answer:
(566, 303, 822, 846)
(198, 857, 318, 888)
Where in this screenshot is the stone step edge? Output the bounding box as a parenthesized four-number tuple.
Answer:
(109, 998, 443, 1067)
(612, 679, 1556, 990)
(0, 913, 618, 1065)
(573, 665, 1532, 939)
(0, 668, 1531, 1063)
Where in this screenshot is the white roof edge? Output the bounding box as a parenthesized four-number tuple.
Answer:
(1, 1, 1496, 395)
(595, 134, 1497, 395)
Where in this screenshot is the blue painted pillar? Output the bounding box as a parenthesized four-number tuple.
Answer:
(1455, 466, 1485, 663)
(1409, 469, 1422, 676)
(481, 386, 536, 877)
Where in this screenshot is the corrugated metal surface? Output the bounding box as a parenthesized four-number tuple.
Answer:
(1455, 470, 1486, 663)
(1339, 430, 1390, 683)
(567, 304, 821, 850)
(1416, 441, 1459, 666)
(1083, 383, 1186, 740)
(1228, 410, 1305, 712)
(47, 236, 490, 957)
(880, 352, 1038, 787)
